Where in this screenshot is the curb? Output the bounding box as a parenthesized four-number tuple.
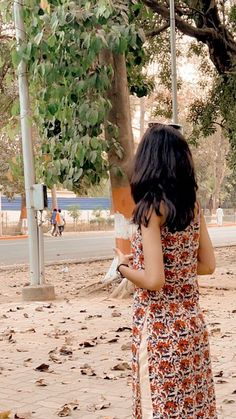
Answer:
(0, 235, 28, 241)
(0, 224, 235, 240)
(207, 223, 236, 228)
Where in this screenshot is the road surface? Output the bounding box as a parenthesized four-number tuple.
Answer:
(0, 226, 235, 267)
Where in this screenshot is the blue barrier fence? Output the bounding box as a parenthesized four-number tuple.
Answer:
(1, 196, 111, 211)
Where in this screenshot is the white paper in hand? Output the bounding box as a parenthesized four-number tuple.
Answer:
(102, 256, 119, 283)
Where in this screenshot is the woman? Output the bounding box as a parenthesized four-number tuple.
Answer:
(115, 124, 217, 418)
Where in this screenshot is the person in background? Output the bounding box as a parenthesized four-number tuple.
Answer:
(216, 205, 224, 226)
(57, 208, 65, 236)
(115, 124, 217, 418)
(50, 208, 58, 236)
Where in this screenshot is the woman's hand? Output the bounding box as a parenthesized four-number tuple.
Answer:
(114, 248, 133, 266)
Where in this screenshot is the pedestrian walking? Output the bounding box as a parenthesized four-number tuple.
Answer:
(115, 124, 217, 418)
(50, 208, 58, 236)
(216, 205, 224, 226)
(57, 209, 65, 236)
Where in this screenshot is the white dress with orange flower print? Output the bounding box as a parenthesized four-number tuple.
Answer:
(131, 218, 217, 419)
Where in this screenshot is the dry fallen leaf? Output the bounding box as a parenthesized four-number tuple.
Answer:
(87, 402, 111, 412)
(35, 363, 49, 372)
(121, 342, 132, 351)
(21, 328, 36, 334)
(48, 350, 62, 364)
(223, 399, 235, 404)
(57, 405, 71, 417)
(57, 402, 79, 417)
(14, 412, 32, 419)
(35, 306, 43, 312)
(116, 327, 131, 333)
(111, 310, 121, 318)
(214, 371, 224, 377)
(35, 378, 47, 387)
(79, 339, 97, 348)
(210, 327, 221, 336)
(108, 338, 119, 344)
(43, 303, 53, 308)
(80, 363, 96, 376)
(24, 358, 32, 363)
(112, 362, 131, 371)
(102, 373, 115, 380)
(216, 379, 228, 384)
(85, 314, 102, 320)
(59, 346, 73, 356)
(8, 334, 16, 343)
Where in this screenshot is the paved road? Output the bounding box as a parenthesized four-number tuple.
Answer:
(0, 226, 235, 267)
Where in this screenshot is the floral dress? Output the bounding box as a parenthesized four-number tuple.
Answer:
(131, 218, 217, 419)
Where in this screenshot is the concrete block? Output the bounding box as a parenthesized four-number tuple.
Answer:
(22, 284, 55, 301)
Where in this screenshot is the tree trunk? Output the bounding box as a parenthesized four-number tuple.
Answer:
(51, 185, 58, 210)
(16, 193, 26, 234)
(100, 52, 135, 296)
(102, 51, 135, 254)
(212, 130, 229, 211)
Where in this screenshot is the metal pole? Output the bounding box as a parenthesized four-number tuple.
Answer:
(170, 0, 178, 124)
(14, 0, 40, 285)
(38, 211, 45, 285)
(0, 189, 2, 236)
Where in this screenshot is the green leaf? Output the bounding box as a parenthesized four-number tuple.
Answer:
(11, 101, 20, 116)
(11, 50, 21, 67)
(74, 168, 83, 181)
(34, 31, 43, 45)
(90, 137, 99, 149)
(88, 109, 99, 126)
(90, 150, 97, 163)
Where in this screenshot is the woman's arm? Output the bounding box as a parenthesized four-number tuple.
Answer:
(197, 213, 216, 275)
(117, 212, 165, 291)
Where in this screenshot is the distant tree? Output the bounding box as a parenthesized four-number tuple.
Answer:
(67, 205, 81, 231)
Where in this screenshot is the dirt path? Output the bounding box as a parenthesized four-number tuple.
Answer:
(0, 247, 236, 418)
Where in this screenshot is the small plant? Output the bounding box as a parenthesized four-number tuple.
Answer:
(92, 206, 105, 225)
(92, 206, 103, 220)
(68, 205, 81, 231)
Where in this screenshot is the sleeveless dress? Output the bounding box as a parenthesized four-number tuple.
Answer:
(131, 217, 217, 418)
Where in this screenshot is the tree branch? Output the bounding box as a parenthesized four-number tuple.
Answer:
(146, 22, 169, 38)
(143, 0, 216, 41)
(0, 34, 14, 41)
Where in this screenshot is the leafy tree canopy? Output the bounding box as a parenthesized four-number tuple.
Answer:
(10, 0, 150, 193)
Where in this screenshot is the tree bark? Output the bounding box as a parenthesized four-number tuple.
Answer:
(104, 52, 135, 186)
(102, 51, 135, 254)
(212, 130, 229, 211)
(16, 193, 26, 233)
(100, 51, 135, 296)
(51, 185, 58, 210)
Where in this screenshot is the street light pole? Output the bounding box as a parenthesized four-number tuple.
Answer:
(13, 1, 40, 285)
(169, 0, 178, 124)
(14, 1, 55, 301)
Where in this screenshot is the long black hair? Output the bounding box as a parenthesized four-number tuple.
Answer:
(130, 124, 198, 232)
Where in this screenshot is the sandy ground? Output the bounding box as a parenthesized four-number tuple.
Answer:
(0, 247, 236, 419)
